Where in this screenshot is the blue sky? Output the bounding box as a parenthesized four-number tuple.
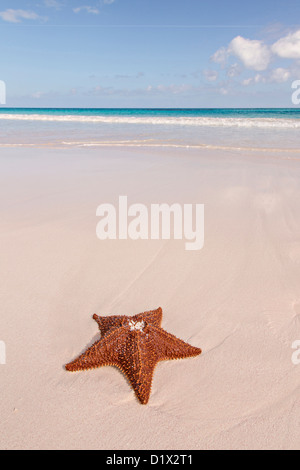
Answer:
(1, 0, 300, 107)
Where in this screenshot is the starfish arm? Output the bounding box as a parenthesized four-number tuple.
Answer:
(150, 325, 202, 362)
(93, 314, 125, 337)
(124, 363, 156, 405)
(136, 307, 163, 327)
(65, 327, 127, 372)
(118, 331, 159, 404)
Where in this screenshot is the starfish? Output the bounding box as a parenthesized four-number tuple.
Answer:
(65, 307, 202, 404)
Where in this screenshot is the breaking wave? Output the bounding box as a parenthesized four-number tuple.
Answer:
(0, 113, 300, 129)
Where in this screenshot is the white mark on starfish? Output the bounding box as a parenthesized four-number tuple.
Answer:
(128, 320, 145, 332)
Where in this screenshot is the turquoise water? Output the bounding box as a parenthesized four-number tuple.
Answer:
(0, 108, 300, 150)
(0, 108, 300, 118)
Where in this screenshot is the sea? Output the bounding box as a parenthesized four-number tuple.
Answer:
(0, 108, 300, 151)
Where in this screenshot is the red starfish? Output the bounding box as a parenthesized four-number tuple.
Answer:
(65, 307, 202, 404)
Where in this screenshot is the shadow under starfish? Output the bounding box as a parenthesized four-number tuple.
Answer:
(65, 307, 202, 404)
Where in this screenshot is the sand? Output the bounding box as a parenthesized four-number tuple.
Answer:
(0, 145, 299, 450)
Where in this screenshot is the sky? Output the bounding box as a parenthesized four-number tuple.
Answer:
(0, 0, 300, 107)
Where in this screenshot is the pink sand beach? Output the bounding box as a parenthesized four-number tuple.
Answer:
(0, 144, 299, 450)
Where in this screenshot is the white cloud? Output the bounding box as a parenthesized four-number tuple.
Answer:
(0, 9, 41, 23)
(103, 0, 115, 3)
(242, 78, 253, 86)
(219, 87, 229, 95)
(269, 67, 291, 83)
(211, 47, 228, 66)
(73, 6, 100, 14)
(145, 84, 192, 95)
(44, 0, 63, 9)
(242, 68, 290, 86)
(272, 30, 300, 59)
(212, 36, 271, 71)
(32, 91, 45, 99)
(255, 74, 266, 83)
(228, 36, 271, 71)
(212, 30, 300, 88)
(241, 75, 262, 86)
(203, 69, 218, 82)
(227, 63, 241, 78)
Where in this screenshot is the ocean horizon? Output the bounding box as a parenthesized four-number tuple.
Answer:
(1, 107, 300, 115)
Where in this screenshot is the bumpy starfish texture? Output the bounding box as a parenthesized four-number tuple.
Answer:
(65, 307, 201, 404)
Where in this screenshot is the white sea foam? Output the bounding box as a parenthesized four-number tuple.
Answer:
(0, 113, 300, 129)
(1, 140, 300, 157)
